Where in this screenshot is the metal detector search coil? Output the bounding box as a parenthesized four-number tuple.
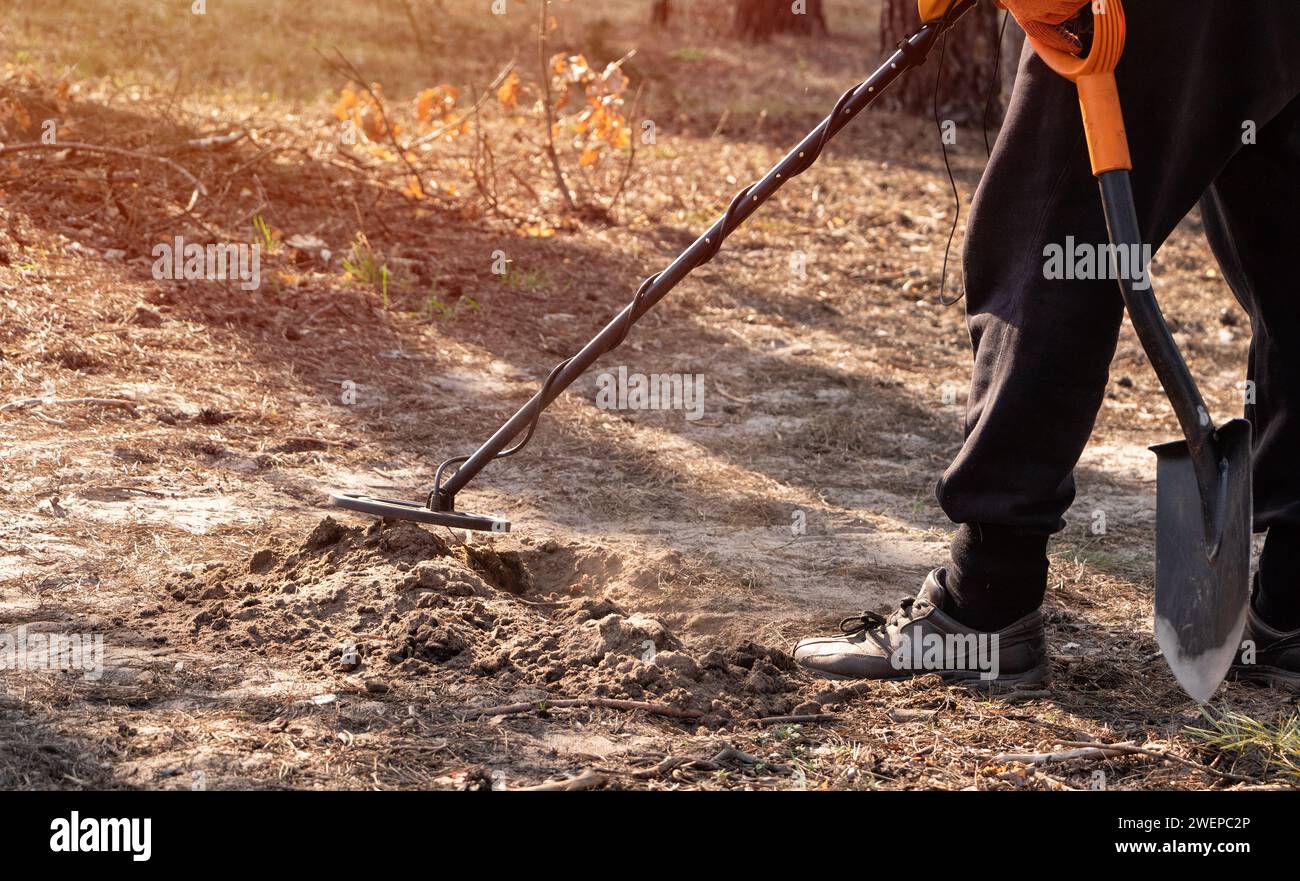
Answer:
(330, 493, 509, 533)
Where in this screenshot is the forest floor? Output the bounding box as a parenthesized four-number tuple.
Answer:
(0, 0, 1296, 790)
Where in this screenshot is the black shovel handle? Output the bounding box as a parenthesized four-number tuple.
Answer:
(1098, 170, 1225, 539)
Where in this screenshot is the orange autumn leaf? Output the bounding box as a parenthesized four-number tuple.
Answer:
(416, 84, 459, 124)
(0, 98, 32, 131)
(496, 71, 521, 110)
(401, 175, 426, 200)
(360, 107, 397, 141)
(551, 53, 591, 83)
(332, 85, 360, 121)
(579, 146, 601, 167)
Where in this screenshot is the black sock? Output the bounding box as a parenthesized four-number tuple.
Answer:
(944, 523, 1050, 631)
(1256, 525, 1300, 631)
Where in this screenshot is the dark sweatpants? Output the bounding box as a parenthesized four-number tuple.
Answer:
(933, 1, 1300, 625)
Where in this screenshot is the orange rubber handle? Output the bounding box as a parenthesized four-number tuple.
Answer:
(1023, 0, 1132, 174)
(917, 0, 964, 21)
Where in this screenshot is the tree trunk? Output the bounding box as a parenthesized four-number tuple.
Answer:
(651, 0, 671, 27)
(877, 0, 1001, 123)
(734, 0, 828, 41)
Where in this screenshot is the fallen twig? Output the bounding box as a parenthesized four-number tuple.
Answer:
(1224, 783, 1299, 791)
(991, 738, 1255, 785)
(758, 713, 839, 726)
(1052, 739, 1255, 784)
(631, 745, 792, 779)
(713, 381, 754, 405)
(93, 485, 169, 498)
(992, 744, 1136, 766)
(514, 769, 606, 791)
(0, 140, 207, 208)
(461, 697, 703, 721)
(1, 397, 138, 414)
(711, 745, 761, 765)
(631, 755, 696, 778)
(183, 131, 247, 149)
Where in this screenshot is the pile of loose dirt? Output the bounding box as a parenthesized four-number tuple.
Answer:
(152, 517, 818, 723)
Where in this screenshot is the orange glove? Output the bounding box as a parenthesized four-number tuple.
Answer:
(998, 0, 1091, 55)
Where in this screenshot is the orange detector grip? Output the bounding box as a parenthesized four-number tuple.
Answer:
(1023, 0, 1132, 175)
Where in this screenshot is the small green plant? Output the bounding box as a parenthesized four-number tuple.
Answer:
(251, 214, 279, 254)
(499, 267, 546, 292)
(1185, 708, 1300, 781)
(421, 294, 480, 320)
(419, 278, 480, 319)
(342, 232, 392, 306)
(421, 294, 454, 319)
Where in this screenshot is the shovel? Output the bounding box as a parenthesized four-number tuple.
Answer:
(1025, 0, 1252, 701)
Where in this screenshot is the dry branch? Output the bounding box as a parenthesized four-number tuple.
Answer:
(537, 0, 576, 211)
(0, 141, 206, 207)
(1, 397, 138, 414)
(1051, 739, 1255, 784)
(632, 744, 792, 779)
(460, 697, 703, 720)
(183, 131, 247, 149)
(323, 49, 428, 200)
(411, 60, 516, 147)
(758, 713, 839, 726)
(992, 744, 1136, 766)
(991, 738, 1255, 784)
(607, 81, 644, 213)
(514, 769, 606, 791)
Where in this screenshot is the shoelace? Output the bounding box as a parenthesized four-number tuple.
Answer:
(839, 597, 918, 636)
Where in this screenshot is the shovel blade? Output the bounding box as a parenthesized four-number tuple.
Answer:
(1149, 419, 1252, 702)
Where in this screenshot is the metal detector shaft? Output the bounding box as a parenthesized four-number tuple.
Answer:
(437, 0, 976, 501)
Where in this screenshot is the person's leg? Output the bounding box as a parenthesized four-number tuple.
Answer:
(1200, 94, 1300, 631)
(936, 0, 1300, 630)
(794, 2, 1300, 680)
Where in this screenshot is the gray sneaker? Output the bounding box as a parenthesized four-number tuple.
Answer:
(792, 569, 1049, 686)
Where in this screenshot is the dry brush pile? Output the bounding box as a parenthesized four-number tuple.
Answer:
(0, 4, 648, 319)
